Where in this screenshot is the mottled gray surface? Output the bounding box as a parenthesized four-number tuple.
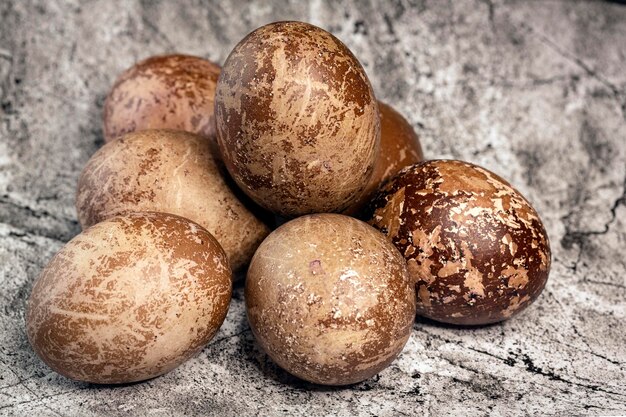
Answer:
(1, 0, 625, 416)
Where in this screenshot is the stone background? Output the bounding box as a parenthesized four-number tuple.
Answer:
(1, 0, 625, 415)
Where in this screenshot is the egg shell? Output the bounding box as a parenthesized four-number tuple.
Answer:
(103, 54, 221, 143)
(246, 213, 416, 385)
(215, 21, 380, 217)
(365, 160, 551, 325)
(76, 129, 270, 271)
(26, 212, 232, 384)
(345, 101, 424, 215)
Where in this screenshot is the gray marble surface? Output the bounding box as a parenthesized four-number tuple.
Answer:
(1, 0, 625, 416)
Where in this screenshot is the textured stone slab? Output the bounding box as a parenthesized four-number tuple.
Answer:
(0, 0, 625, 415)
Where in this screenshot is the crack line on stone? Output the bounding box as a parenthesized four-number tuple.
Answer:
(581, 403, 626, 412)
(0, 372, 38, 391)
(204, 328, 251, 349)
(543, 289, 604, 361)
(382, 13, 399, 43)
(0, 195, 76, 224)
(561, 173, 626, 272)
(0, 387, 86, 412)
(554, 336, 624, 367)
(518, 21, 626, 120)
(414, 327, 626, 397)
(0, 221, 70, 245)
(0, 365, 69, 417)
(440, 74, 580, 90)
(0, 195, 78, 243)
(529, 379, 625, 412)
(140, 16, 175, 50)
(582, 278, 626, 290)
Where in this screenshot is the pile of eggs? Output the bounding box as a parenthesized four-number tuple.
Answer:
(26, 21, 551, 386)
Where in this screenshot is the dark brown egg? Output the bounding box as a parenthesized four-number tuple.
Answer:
(103, 54, 221, 143)
(365, 160, 551, 325)
(76, 129, 270, 272)
(246, 214, 415, 385)
(27, 212, 232, 384)
(215, 21, 380, 217)
(344, 101, 424, 214)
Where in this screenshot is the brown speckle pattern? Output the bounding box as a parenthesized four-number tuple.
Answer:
(26, 212, 232, 384)
(245, 214, 415, 385)
(103, 54, 221, 143)
(215, 21, 380, 217)
(365, 160, 551, 325)
(345, 101, 424, 215)
(76, 129, 270, 271)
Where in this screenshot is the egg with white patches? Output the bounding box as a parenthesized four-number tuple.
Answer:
(365, 160, 551, 325)
(103, 54, 221, 143)
(76, 129, 271, 272)
(215, 21, 380, 217)
(26, 212, 232, 384)
(245, 214, 415, 385)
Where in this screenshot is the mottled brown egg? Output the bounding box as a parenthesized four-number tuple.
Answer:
(26, 212, 232, 384)
(345, 101, 424, 214)
(215, 21, 380, 217)
(365, 160, 551, 325)
(246, 214, 415, 385)
(76, 129, 270, 271)
(103, 54, 221, 143)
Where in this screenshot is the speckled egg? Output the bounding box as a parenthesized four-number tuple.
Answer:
(76, 129, 270, 271)
(26, 212, 232, 384)
(103, 54, 221, 143)
(345, 101, 424, 214)
(215, 21, 380, 217)
(365, 160, 551, 325)
(246, 214, 415, 385)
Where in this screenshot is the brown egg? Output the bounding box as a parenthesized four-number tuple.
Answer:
(26, 212, 232, 384)
(365, 160, 551, 325)
(76, 129, 270, 271)
(215, 21, 380, 217)
(344, 101, 424, 215)
(246, 214, 415, 385)
(103, 54, 221, 143)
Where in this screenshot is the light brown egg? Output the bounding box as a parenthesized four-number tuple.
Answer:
(76, 129, 270, 271)
(246, 214, 415, 385)
(215, 21, 380, 217)
(103, 54, 221, 143)
(26, 212, 232, 384)
(345, 101, 424, 215)
(365, 160, 551, 325)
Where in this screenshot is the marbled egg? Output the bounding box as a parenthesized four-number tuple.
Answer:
(26, 212, 232, 384)
(215, 21, 380, 217)
(246, 214, 415, 385)
(365, 160, 551, 325)
(76, 129, 270, 271)
(103, 54, 221, 143)
(345, 101, 424, 214)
